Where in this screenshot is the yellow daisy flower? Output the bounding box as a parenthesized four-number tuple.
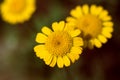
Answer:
(1, 0, 36, 24)
(66, 4, 114, 49)
(34, 21, 83, 68)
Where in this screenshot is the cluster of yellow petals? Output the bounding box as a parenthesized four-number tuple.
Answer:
(0, 0, 114, 68)
(1, 0, 36, 24)
(34, 4, 114, 68)
(66, 4, 113, 49)
(34, 21, 83, 68)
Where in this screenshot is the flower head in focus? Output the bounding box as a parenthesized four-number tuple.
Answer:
(1, 0, 36, 24)
(34, 21, 83, 68)
(66, 4, 114, 49)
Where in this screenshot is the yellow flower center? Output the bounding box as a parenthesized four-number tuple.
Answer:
(77, 14, 102, 39)
(10, 0, 26, 13)
(45, 31, 72, 56)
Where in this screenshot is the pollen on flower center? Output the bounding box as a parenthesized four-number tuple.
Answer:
(45, 31, 72, 56)
(10, 0, 26, 13)
(77, 14, 102, 38)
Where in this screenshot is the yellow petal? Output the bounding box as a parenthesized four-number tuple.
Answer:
(34, 45, 44, 52)
(42, 26, 52, 36)
(52, 22, 58, 31)
(52, 21, 65, 31)
(103, 21, 113, 27)
(57, 56, 64, 68)
(34, 45, 48, 59)
(101, 16, 112, 21)
(67, 53, 79, 63)
(64, 23, 80, 37)
(98, 35, 107, 43)
(74, 54, 79, 60)
(94, 6, 103, 16)
(63, 56, 70, 67)
(72, 53, 79, 60)
(93, 39, 102, 48)
(50, 56, 57, 67)
(35, 33, 47, 43)
(102, 26, 113, 33)
(69, 29, 81, 37)
(70, 47, 82, 55)
(88, 39, 94, 49)
(99, 10, 108, 19)
(73, 37, 83, 46)
(90, 5, 97, 15)
(58, 21, 65, 30)
(66, 17, 76, 22)
(82, 4, 89, 14)
(67, 53, 75, 63)
(35, 52, 46, 59)
(44, 54, 53, 65)
(64, 22, 75, 31)
(70, 6, 83, 18)
(102, 30, 112, 38)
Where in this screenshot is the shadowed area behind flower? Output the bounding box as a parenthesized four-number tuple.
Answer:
(0, 0, 120, 80)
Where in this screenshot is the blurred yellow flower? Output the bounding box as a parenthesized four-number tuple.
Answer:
(34, 21, 83, 68)
(66, 4, 114, 49)
(1, 0, 36, 24)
